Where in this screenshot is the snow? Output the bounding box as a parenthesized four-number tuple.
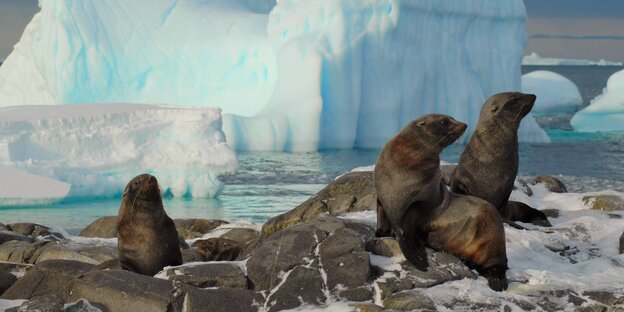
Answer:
(522, 52, 623, 66)
(0, 104, 238, 200)
(0, 165, 70, 206)
(521, 70, 582, 114)
(0, 0, 549, 152)
(571, 69, 624, 132)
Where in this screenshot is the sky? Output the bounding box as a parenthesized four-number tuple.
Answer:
(0, 0, 623, 62)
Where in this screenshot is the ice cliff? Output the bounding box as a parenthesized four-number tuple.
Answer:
(0, 105, 238, 199)
(0, 0, 550, 151)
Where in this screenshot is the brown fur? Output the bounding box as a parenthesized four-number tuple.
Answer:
(193, 238, 241, 261)
(117, 174, 182, 276)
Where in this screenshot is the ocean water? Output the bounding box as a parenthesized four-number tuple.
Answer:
(1, 66, 623, 234)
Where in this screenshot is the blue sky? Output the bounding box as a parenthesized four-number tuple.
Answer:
(1, 0, 623, 62)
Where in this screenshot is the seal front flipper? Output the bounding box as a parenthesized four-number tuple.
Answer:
(483, 265, 509, 292)
(396, 229, 428, 271)
(375, 199, 394, 237)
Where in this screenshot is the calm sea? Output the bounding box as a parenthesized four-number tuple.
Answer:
(1, 65, 623, 233)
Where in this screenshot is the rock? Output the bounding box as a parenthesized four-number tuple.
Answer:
(181, 287, 264, 312)
(5, 293, 65, 312)
(582, 195, 624, 212)
(530, 176, 568, 193)
(79, 216, 118, 238)
(620, 231, 624, 255)
(382, 290, 436, 311)
(174, 219, 229, 240)
(318, 227, 372, 301)
(33, 239, 117, 265)
(261, 172, 375, 237)
(181, 248, 205, 263)
(69, 270, 184, 312)
(220, 228, 260, 258)
(8, 223, 50, 237)
(349, 303, 385, 312)
(247, 223, 327, 290)
(440, 164, 456, 185)
(161, 263, 248, 289)
(0, 268, 17, 295)
(582, 290, 624, 307)
(265, 266, 325, 312)
(366, 237, 402, 258)
(0, 223, 9, 231)
(514, 178, 534, 196)
(1, 260, 94, 301)
(0, 230, 31, 245)
(0, 240, 51, 263)
(64, 299, 105, 312)
(193, 238, 242, 261)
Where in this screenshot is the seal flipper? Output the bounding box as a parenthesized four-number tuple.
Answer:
(375, 199, 394, 237)
(505, 201, 552, 227)
(396, 229, 428, 271)
(483, 265, 509, 292)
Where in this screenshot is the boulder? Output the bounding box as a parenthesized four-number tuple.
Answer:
(79, 216, 118, 238)
(0, 230, 31, 246)
(68, 270, 184, 312)
(181, 248, 205, 263)
(33, 239, 117, 265)
(64, 299, 105, 312)
(366, 237, 402, 258)
(5, 293, 65, 312)
(174, 219, 229, 240)
(220, 228, 260, 258)
(0, 240, 51, 264)
(530, 176, 568, 193)
(265, 266, 325, 312)
(7, 223, 50, 237)
(383, 290, 436, 311)
(193, 238, 242, 261)
(161, 263, 248, 289)
(0, 268, 17, 295)
(261, 172, 375, 237)
(181, 287, 265, 312)
(1, 260, 94, 301)
(620, 231, 624, 255)
(514, 178, 533, 196)
(582, 195, 624, 212)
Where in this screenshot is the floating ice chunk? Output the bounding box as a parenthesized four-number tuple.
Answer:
(522, 52, 623, 66)
(571, 69, 624, 132)
(522, 70, 582, 114)
(0, 165, 70, 206)
(0, 104, 238, 198)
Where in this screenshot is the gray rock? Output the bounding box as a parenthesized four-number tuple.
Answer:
(582, 195, 624, 212)
(514, 178, 534, 196)
(620, 231, 624, 255)
(582, 290, 624, 307)
(0, 240, 51, 263)
(366, 237, 402, 258)
(382, 290, 436, 311)
(247, 223, 327, 290)
(33, 239, 117, 265)
(265, 266, 325, 312)
(0, 268, 17, 295)
(348, 303, 385, 312)
(162, 263, 248, 289)
(64, 299, 106, 312)
(174, 219, 229, 240)
(68, 270, 183, 312)
(8, 223, 50, 237)
(261, 172, 375, 237)
(182, 287, 264, 312)
(181, 248, 205, 263)
(318, 227, 372, 301)
(6, 293, 65, 312)
(79, 216, 118, 238)
(0, 223, 9, 231)
(530, 176, 568, 193)
(1, 260, 94, 301)
(0, 230, 31, 246)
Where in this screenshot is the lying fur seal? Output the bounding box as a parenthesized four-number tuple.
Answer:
(451, 92, 551, 227)
(117, 174, 182, 276)
(375, 114, 508, 291)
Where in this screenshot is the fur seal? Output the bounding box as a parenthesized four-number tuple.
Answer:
(375, 114, 508, 291)
(450, 92, 551, 227)
(117, 174, 182, 276)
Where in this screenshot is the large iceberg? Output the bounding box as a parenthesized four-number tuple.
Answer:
(0, 104, 238, 199)
(0, 0, 550, 151)
(571, 69, 624, 132)
(521, 70, 582, 114)
(0, 165, 70, 206)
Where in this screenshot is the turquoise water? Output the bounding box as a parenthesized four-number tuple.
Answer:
(1, 66, 623, 234)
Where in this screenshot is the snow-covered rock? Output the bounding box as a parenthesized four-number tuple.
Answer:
(0, 104, 238, 199)
(0, 0, 549, 151)
(571, 69, 624, 132)
(0, 165, 70, 206)
(522, 70, 582, 114)
(522, 52, 623, 66)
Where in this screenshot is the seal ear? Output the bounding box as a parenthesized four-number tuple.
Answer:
(491, 106, 499, 113)
(418, 120, 427, 126)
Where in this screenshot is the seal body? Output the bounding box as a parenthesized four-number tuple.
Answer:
(451, 92, 550, 227)
(117, 174, 182, 276)
(374, 114, 509, 291)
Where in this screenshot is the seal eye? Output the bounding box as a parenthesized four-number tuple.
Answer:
(491, 106, 499, 113)
(439, 120, 448, 126)
(418, 120, 427, 126)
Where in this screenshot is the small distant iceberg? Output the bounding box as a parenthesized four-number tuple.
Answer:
(521, 70, 582, 114)
(0, 165, 70, 206)
(522, 52, 623, 66)
(571, 69, 624, 132)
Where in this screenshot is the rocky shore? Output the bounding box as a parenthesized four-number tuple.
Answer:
(1, 171, 623, 311)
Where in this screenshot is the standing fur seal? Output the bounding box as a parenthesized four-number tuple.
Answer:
(375, 114, 508, 291)
(450, 92, 551, 227)
(117, 174, 182, 276)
